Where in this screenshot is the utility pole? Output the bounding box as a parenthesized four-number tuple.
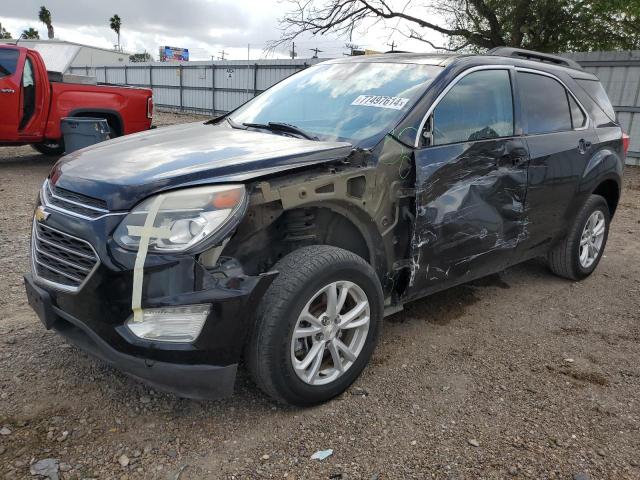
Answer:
(309, 47, 322, 58)
(290, 41, 296, 59)
(218, 50, 227, 60)
(387, 40, 397, 52)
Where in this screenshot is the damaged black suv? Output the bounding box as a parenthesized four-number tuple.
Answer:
(25, 48, 626, 406)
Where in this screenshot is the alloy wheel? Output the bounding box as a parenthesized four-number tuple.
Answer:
(579, 210, 606, 269)
(290, 281, 370, 386)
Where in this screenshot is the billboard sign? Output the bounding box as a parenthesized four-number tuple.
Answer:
(159, 46, 189, 62)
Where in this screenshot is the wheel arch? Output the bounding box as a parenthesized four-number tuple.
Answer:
(67, 108, 124, 136)
(284, 201, 388, 283)
(592, 177, 620, 217)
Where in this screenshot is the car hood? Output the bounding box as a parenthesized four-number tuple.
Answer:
(50, 121, 353, 210)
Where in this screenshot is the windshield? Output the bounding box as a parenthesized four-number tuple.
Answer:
(229, 62, 442, 145)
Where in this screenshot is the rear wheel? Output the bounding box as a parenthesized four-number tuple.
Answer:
(31, 140, 65, 156)
(548, 194, 610, 280)
(246, 245, 383, 406)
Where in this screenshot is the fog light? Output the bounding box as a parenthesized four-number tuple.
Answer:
(126, 305, 211, 343)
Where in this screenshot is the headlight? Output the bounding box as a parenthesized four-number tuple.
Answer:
(113, 184, 246, 253)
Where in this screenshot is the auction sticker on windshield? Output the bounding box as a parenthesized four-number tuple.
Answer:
(351, 95, 409, 110)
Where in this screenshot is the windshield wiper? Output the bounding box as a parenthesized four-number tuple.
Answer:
(242, 122, 318, 141)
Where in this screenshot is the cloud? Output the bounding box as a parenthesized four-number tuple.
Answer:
(0, 0, 445, 60)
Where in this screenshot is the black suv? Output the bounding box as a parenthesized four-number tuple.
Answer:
(24, 48, 626, 406)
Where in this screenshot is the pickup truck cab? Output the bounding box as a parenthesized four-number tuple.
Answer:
(24, 48, 626, 406)
(0, 44, 153, 155)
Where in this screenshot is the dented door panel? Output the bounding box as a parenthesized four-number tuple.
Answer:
(405, 137, 529, 299)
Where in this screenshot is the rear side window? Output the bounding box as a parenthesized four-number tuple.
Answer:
(0, 49, 19, 79)
(433, 69, 514, 145)
(576, 79, 616, 121)
(518, 72, 572, 134)
(568, 95, 587, 129)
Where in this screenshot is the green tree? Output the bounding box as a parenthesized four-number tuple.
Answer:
(109, 14, 121, 51)
(22, 27, 40, 39)
(275, 0, 640, 52)
(38, 6, 54, 39)
(129, 52, 152, 62)
(0, 22, 13, 39)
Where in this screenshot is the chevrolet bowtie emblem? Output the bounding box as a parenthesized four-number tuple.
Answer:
(35, 206, 50, 222)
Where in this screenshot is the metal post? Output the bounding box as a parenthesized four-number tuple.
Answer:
(211, 62, 216, 116)
(85, 66, 89, 76)
(149, 64, 153, 88)
(104, 66, 108, 83)
(179, 64, 183, 112)
(124, 64, 128, 85)
(253, 63, 258, 98)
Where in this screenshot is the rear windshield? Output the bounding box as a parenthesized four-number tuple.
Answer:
(0, 49, 19, 79)
(576, 79, 616, 121)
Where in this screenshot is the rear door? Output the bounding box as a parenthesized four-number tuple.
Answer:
(0, 47, 24, 142)
(406, 67, 529, 298)
(514, 69, 597, 256)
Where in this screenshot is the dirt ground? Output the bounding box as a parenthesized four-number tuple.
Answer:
(1, 111, 639, 480)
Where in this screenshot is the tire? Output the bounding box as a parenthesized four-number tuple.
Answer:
(31, 140, 65, 156)
(246, 245, 384, 406)
(548, 194, 610, 280)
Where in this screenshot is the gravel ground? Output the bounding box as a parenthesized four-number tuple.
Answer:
(1, 111, 639, 479)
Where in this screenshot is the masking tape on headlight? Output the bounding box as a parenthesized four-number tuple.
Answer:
(126, 194, 171, 323)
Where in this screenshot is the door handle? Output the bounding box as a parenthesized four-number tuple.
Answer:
(578, 138, 592, 154)
(0, 88, 15, 94)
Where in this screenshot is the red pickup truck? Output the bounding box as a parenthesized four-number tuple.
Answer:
(0, 44, 153, 155)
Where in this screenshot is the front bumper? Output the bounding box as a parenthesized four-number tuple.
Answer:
(25, 274, 247, 399)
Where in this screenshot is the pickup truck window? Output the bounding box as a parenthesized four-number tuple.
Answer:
(0, 49, 19, 79)
(230, 62, 442, 146)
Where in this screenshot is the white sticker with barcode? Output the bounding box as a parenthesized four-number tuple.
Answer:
(351, 95, 410, 110)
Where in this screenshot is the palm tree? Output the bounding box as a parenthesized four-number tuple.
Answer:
(109, 15, 121, 51)
(38, 6, 54, 39)
(0, 22, 13, 39)
(22, 27, 40, 39)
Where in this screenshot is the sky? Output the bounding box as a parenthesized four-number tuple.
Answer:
(0, 0, 445, 60)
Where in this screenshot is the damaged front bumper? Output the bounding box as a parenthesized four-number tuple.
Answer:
(24, 209, 275, 399)
(25, 274, 239, 399)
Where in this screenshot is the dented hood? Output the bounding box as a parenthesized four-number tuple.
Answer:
(51, 121, 352, 210)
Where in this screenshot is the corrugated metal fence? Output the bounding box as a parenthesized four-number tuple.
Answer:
(68, 59, 323, 116)
(565, 50, 640, 166)
(70, 53, 639, 166)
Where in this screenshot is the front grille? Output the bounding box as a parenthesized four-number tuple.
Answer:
(42, 180, 109, 219)
(32, 222, 99, 291)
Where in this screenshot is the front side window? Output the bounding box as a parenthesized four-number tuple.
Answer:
(432, 69, 514, 146)
(518, 72, 572, 134)
(230, 62, 442, 146)
(0, 49, 19, 79)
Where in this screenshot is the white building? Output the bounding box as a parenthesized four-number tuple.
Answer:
(1, 39, 129, 72)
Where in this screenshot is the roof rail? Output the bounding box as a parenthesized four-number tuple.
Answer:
(487, 47, 583, 71)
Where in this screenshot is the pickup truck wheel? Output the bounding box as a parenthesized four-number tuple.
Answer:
(246, 245, 383, 406)
(31, 141, 65, 156)
(548, 194, 610, 280)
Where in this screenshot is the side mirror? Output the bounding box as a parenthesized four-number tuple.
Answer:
(421, 115, 434, 147)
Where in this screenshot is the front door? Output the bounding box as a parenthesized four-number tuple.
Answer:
(405, 68, 529, 299)
(0, 47, 24, 142)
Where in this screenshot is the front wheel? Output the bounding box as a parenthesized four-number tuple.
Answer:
(31, 140, 65, 156)
(246, 245, 383, 406)
(548, 194, 610, 280)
